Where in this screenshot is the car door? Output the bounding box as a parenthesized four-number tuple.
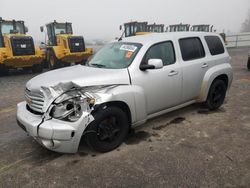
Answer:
(130, 41, 182, 115)
(178, 37, 208, 102)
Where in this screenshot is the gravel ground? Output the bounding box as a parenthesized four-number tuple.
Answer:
(0, 47, 250, 188)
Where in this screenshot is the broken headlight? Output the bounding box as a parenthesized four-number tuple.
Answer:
(50, 91, 95, 122)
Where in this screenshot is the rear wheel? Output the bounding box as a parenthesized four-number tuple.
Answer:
(32, 64, 43, 73)
(0, 64, 9, 76)
(205, 79, 227, 110)
(64, 62, 71, 67)
(80, 59, 87, 65)
(247, 57, 250, 70)
(84, 106, 129, 152)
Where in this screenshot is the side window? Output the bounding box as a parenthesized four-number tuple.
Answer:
(205, 36, 225, 55)
(179, 37, 205, 61)
(143, 41, 175, 66)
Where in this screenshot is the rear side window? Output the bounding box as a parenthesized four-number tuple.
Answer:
(205, 36, 225, 55)
(143, 41, 175, 66)
(179, 37, 205, 61)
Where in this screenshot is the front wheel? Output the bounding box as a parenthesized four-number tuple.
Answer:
(84, 106, 129, 152)
(49, 52, 62, 70)
(205, 79, 227, 110)
(247, 57, 250, 70)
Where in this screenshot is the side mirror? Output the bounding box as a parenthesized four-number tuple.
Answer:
(40, 26, 44, 32)
(25, 27, 28, 33)
(119, 25, 122, 31)
(148, 59, 163, 69)
(140, 59, 163, 71)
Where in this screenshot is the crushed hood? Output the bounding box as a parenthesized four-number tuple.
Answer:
(26, 65, 130, 92)
(25, 65, 130, 112)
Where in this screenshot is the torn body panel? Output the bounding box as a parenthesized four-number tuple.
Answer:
(18, 77, 147, 153)
(17, 101, 94, 153)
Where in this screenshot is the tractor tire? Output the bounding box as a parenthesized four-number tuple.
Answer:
(0, 64, 9, 77)
(32, 64, 43, 73)
(48, 52, 62, 70)
(80, 59, 87, 65)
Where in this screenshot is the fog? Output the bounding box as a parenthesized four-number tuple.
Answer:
(1, 0, 249, 42)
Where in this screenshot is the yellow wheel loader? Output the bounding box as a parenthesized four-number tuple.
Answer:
(166, 23, 190, 32)
(147, 23, 165, 33)
(119, 21, 164, 38)
(40, 21, 93, 69)
(190, 24, 226, 43)
(191, 24, 214, 32)
(0, 18, 44, 76)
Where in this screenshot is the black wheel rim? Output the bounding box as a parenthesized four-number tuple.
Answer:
(212, 84, 224, 104)
(97, 116, 121, 142)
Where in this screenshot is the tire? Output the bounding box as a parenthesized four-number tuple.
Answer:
(0, 64, 9, 76)
(80, 59, 87, 65)
(84, 106, 129, 152)
(64, 62, 71, 67)
(32, 64, 43, 73)
(206, 79, 227, 110)
(247, 57, 250, 70)
(23, 67, 32, 73)
(48, 51, 62, 70)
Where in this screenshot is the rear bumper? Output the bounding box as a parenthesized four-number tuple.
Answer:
(2, 55, 44, 68)
(16, 101, 94, 153)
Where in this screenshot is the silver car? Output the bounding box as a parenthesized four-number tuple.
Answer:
(17, 32, 233, 153)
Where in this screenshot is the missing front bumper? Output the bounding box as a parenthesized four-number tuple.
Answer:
(16, 101, 94, 153)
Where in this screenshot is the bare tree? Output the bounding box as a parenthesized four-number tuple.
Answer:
(241, 9, 250, 32)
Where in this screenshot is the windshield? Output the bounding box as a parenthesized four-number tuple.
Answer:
(1, 22, 25, 34)
(54, 23, 72, 35)
(87, 42, 142, 69)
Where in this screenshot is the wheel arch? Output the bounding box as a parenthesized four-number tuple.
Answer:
(197, 64, 233, 102)
(92, 101, 132, 126)
(90, 85, 147, 127)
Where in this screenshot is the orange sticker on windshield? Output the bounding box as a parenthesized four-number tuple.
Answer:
(125, 51, 133, 58)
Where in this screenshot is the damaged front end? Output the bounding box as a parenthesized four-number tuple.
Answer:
(17, 83, 115, 153)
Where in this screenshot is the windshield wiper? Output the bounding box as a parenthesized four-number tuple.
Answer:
(90, 63, 106, 68)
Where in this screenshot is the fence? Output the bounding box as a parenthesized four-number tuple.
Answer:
(226, 32, 250, 48)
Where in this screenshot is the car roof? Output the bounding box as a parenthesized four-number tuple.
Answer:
(121, 32, 221, 45)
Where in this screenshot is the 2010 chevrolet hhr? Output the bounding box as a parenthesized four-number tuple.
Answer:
(17, 32, 233, 153)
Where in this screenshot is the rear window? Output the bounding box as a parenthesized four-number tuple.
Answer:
(179, 37, 205, 61)
(205, 36, 225, 55)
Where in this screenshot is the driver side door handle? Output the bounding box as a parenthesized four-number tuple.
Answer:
(168, 70, 178, 76)
(201, 63, 208, 68)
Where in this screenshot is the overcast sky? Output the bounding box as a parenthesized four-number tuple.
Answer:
(1, 0, 249, 42)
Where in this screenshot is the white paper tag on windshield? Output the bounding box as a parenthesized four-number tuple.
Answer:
(120, 45, 137, 52)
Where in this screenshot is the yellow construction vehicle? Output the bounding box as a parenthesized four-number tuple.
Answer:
(147, 23, 165, 33)
(191, 24, 226, 43)
(121, 21, 148, 37)
(167, 23, 190, 32)
(120, 21, 164, 38)
(191, 24, 214, 32)
(40, 20, 93, 69)
(0, 17, 44, 76)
